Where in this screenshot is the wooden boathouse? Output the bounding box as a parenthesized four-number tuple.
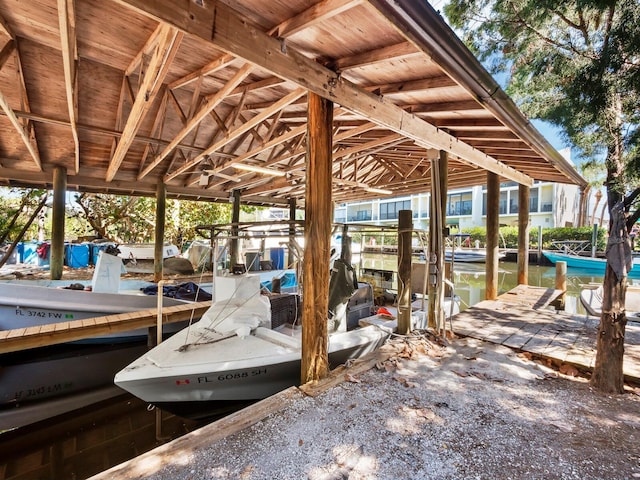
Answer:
(0, 0, 587, 377)
(5, 0, 639, 478)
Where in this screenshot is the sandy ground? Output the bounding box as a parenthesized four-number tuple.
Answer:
(90, 334, 640, 480)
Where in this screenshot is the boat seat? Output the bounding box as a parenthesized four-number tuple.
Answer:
(358, 316, 397, 333)
(253, 327, 301, 350)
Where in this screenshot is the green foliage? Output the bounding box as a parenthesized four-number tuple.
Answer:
(456, 226, 606, 251)
(70, 193, 235, 247)
(445, 0, 640, 221)
(0, 187, 48, 242)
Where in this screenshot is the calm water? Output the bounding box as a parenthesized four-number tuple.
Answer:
(0, 257, 617, 479)
(358, 254, 611, 315)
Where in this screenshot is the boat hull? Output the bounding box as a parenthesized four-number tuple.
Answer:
(543, 251, 640, 278)
(0, 343, 148, 409)
(115, 323, 390, 420)
(0, 283, 192, 343)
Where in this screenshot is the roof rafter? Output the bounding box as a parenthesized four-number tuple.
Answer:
(0, 15, 41, 170)
(57, 0, 80, 173)
(114, 0, 533, 186)
(165, 88, 306, 182)
(106, 24, 183, 182)
(139, 62, 254, 180)
(334, 41, 419, 71)
(271, 0, 364, 38)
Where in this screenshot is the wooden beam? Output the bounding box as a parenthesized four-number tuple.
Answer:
(334, 41, 418, 71)
(169, 53, 235, 90)
(57, 0, 80, 173)
(301, 91, 333, 383)
(164, 88, 306, 181)
(0, 90, 41, 170)
(139, 63, 254, 179)
(113, 0, 533, 186)
(106, 25, 183, 182)
(0, 38, 14, 68)
(517, 184, 530, 285)
(272, 0, 364, 38)
(50, 166, 67, 280)
(367, 75, 457, 95)
(486, 171, 500, 300)
(0, 14, 42, 171)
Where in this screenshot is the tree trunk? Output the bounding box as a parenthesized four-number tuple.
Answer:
(590, 99, 628, 394)
(591, 264, 627, 393)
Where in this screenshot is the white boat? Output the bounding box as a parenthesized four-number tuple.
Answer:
(580, 285, 640, 321)
(117, 243, 180, 261)
(0, 342, 147, 413)
(445, 248, 506, 263)
(114, 275, 392, 420)
(543, 251, 640, 278)
(0, 283, 195, 343)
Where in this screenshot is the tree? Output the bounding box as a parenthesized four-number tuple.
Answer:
(0, 187, 48, 243)
(70, 192, 251, 248)
(445, 0, 640, 393)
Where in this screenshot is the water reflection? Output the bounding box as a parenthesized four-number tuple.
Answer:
(358, 255, 609, 315)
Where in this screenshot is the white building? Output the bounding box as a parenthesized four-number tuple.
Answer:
(332, 180, 586, 230)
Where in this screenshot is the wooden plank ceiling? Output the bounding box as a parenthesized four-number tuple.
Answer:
(0, 0, 585, 207)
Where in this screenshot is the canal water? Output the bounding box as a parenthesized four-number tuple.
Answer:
(0, 259, 613, 479)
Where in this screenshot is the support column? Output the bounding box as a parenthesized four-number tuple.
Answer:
(288, 197, 296, 268)
(517, 184, 530, 285)
(485, 172, 500, 299)
(154, 182, 166, 283)
(397, 210, 413, 335)
(229, 189, 241, 269)
(50, 166, 67, 280)
(301, 92, 333, 384)
(427, 149, 444, 330)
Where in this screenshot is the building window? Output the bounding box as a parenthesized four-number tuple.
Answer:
(499, 191, 508, 214)
(380, 200, 411, 220)
(529, 187, 539, 213)
(509, 193, 519, 214)
(446, 192, 473, 216)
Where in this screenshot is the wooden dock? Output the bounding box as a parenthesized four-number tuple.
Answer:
(451, 285, 640, 384)
(0, 302, 211, 354)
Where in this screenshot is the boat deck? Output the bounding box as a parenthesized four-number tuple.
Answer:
(451, 285, 640, 384)
(0, 302, 211, 354)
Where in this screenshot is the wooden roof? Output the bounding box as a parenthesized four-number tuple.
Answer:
(0, 0, 586, 207)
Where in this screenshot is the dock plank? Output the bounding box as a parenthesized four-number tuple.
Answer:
(452, 286, 640, 383)
(0, 301, 211, 354)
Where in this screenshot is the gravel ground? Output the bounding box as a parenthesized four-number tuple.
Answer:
(92, 335, 640, 480)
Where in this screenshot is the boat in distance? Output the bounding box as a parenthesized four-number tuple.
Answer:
(580, 284, 640, 320)
(542, 251, 640, 279)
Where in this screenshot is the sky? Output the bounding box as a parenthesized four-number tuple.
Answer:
(429, 0, 573, 160)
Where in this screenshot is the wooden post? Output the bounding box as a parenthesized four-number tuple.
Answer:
(427, 151, 444, 329)
(537, 225, 543, 265)
(485, 172, 500, 300)
(517, 184, 530, 285)
(438, 149, 448, 326)
(50, 166, 66, 280)
(301, 91, 332, 384)
(230, 189, 241, 269)
(154, 182, 166, 283)
(555, 261, 567, 310)
(340, 224, 352, 264)
(288, 197, 296, 268)
(397, 210, 412, 335)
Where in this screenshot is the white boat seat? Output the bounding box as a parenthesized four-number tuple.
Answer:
(253, 327, 301, 350)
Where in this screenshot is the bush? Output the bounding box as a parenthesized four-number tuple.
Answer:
(451, 226, 606, 251)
